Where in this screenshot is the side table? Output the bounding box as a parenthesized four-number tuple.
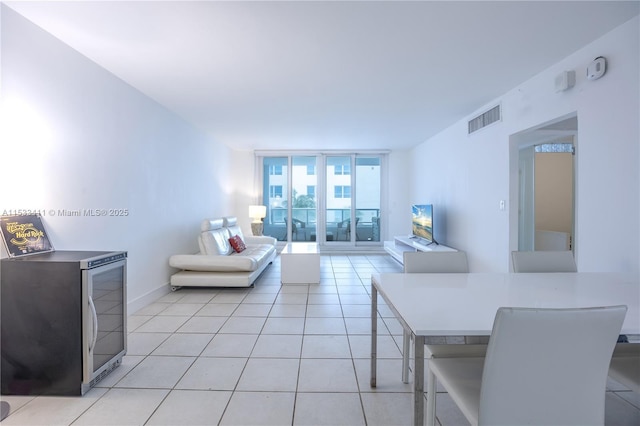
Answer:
(281, 243, 320, 284)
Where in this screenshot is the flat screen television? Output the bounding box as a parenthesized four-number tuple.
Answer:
(411, 204, 435, 245)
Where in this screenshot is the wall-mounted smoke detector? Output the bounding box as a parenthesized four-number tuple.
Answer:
(587, 56, 606, 80)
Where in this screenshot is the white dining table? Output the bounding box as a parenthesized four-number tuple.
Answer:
(369, 272, 640, 426)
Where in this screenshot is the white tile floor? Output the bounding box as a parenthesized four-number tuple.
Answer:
(2, 254, 639, 425)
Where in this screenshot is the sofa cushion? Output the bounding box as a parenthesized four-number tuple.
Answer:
(244, 235, 278, 246)
(200, 219, 221, 232)
(242, 244, 276, 270)
(199, 219, 233, 255)
(229, 235, 246, 253)
(223, 216, 245, 240)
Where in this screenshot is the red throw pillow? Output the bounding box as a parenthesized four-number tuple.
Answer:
(229, 235, 246, 253)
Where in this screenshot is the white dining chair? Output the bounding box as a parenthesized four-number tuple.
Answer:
(427, 305, 627, 426)
(511, 250, 577, 272)
(401, 251, 487, 383)
(609, 343, 640, 392)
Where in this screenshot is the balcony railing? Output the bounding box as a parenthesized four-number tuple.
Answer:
(263, 208, 380, 242)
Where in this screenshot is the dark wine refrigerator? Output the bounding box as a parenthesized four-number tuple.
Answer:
(1, 250, 127, 396)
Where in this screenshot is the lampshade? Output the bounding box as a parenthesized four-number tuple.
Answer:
(249, 205, 266, 220)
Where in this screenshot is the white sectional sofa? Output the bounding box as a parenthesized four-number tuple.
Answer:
(169, 217, 277, 290)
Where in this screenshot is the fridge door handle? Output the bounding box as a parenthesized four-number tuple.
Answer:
(88, 297, 98, 351)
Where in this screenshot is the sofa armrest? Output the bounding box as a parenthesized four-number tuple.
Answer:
(169, 254, 258, 272)
(244, 235, 277, 246)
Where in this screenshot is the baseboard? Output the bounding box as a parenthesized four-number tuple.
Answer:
(128, 282, 171, 315)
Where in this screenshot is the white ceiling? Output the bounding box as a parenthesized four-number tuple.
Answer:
(5, 1, 639, 151)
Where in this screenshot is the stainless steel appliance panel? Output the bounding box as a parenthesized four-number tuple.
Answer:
(82, 259, 127, 384)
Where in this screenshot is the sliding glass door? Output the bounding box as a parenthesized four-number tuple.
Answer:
(290, 156, 317, 242)
(325, 155, 382, 243)
(259, 153, 384, 246)
(355, 156, 381, 242)
(262, 157, 288, 240)
(326, 156, 352, 242)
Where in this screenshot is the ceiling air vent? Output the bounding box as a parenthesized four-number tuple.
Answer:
(468, 105, 501, 134)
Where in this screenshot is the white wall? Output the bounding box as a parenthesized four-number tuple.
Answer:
(232, 149, 258, 234)
(0, 6, 235, 311)
(386, 150, 411, 239)
(409, 16, 639, 274)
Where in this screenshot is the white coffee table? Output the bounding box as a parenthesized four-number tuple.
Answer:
(281, 243, 320, 284)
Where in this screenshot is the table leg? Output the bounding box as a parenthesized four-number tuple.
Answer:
(370, 282, 378, 388)
(414, 335, 425, 426)
(402, 329, 410, 383)
(426, 367, 436, 426)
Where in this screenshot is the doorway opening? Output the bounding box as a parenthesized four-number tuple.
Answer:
(509, 114, 577, 263)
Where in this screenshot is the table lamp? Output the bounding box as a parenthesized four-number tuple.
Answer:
(249, 205, 267, 236)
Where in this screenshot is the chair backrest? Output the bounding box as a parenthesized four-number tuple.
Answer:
(511, 250, 577, 273)
(479, 305, 627, 425)
(284, 217, 297, 232)
(403, 251, 468, 273)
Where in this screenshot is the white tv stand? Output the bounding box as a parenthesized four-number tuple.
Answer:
(384, 235, 456, 265)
